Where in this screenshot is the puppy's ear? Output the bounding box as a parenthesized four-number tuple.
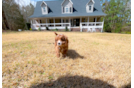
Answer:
(54, 32, 58, 36)
(65, 36, 69, 43)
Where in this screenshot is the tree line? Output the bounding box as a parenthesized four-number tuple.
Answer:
(2, 0, 34, 31)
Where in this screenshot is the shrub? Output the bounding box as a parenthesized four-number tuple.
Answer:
(126, 31, 131, 34)
(38, 27, 41, 31)
(29, 28, 32, 31)
(114, 23, 122, 33)
(121, 31, 131, 34)
(104, 23, 111, 32)
(55, 28, 58, 31)
(51, 28, 58, 31)
(65, 26, 69, 31)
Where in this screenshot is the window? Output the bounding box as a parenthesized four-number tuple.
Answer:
(65, 7, 69, 13)
(66, 8, 69, 12)
(65, 6, 71, 13)
(43, 7, 46, 12)
(89, 6, 91, 10)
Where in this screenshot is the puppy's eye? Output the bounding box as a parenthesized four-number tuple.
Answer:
(61, 38, 65, 41)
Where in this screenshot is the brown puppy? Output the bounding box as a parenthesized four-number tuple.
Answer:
(54, 32, 69, 58)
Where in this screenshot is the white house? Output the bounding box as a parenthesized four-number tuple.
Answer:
(29, 0, 106, 32)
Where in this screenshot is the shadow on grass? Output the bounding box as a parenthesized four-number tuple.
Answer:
(121, 82, 131, 88)
(67, 49, 84, 59)
(30, 75, 116, 88)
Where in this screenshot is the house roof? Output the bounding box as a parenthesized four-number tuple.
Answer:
(29, 0, 106, 18)
(86, 0, 95, 6)
(61, 0, 73, 5)
(40, 1, 47, 6)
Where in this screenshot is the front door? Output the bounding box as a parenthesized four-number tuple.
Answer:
(76, 19, 80, 26)
(73, 18, 80, 27)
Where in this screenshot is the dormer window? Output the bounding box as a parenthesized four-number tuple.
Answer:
(41, 1, 48, 15)
(86, 0, 95, 13)
(61, 0, 73, 14)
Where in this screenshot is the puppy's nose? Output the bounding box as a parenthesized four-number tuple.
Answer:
(58, 43, 60, 45)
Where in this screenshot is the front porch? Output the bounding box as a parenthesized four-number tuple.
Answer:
(30, 16, 104, 32)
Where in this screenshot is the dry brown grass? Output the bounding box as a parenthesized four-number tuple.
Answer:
(2, 31, 131, 88)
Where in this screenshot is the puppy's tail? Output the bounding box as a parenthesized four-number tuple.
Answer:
(54, 32, 58, 36)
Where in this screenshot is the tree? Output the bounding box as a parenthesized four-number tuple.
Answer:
(20, 3, 34, 30)
(2, 0, 25, 31)
(100, 0, 131, 33)
(2, 7, 9, 30)
(21, 3, 34, 23)
(2, 0, 35, 31)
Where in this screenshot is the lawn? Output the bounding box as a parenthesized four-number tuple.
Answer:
(2, 31, 131, 88)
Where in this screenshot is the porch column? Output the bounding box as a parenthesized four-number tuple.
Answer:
(80, 17, 82, 32)
(38, 19, 40, 28)
(95, 17, 97, 26)
(72, 18, 73, 27)
(61, 18, 63, 26)
(69, 18, 71, 31)
(38, 19, 40, 23)
(88, 17, 89, 26)
(46, 19, 47, 27)
(80, 17, 82, 26)
(53, 18, 55, 28)
(95, 17, 97, 32)
(69, 18, 70, 23)
(102, 18, 104, 33)
(63, 19, 65, 26)
(33, 19, 34, 24)
(30, 20, 32, 29)
(31, 19, 32, 24)
(87, 17, 89, 32)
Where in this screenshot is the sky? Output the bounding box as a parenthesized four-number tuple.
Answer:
(15, 0, 62, 7)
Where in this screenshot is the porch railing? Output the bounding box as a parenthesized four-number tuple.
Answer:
(31, 22, 104, 32)
(31, 23, 71, 30)
(80, 22, 104, 32)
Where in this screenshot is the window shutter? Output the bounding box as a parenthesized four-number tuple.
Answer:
(63, 7, 64, 13)
(70, 7, 71, 12)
